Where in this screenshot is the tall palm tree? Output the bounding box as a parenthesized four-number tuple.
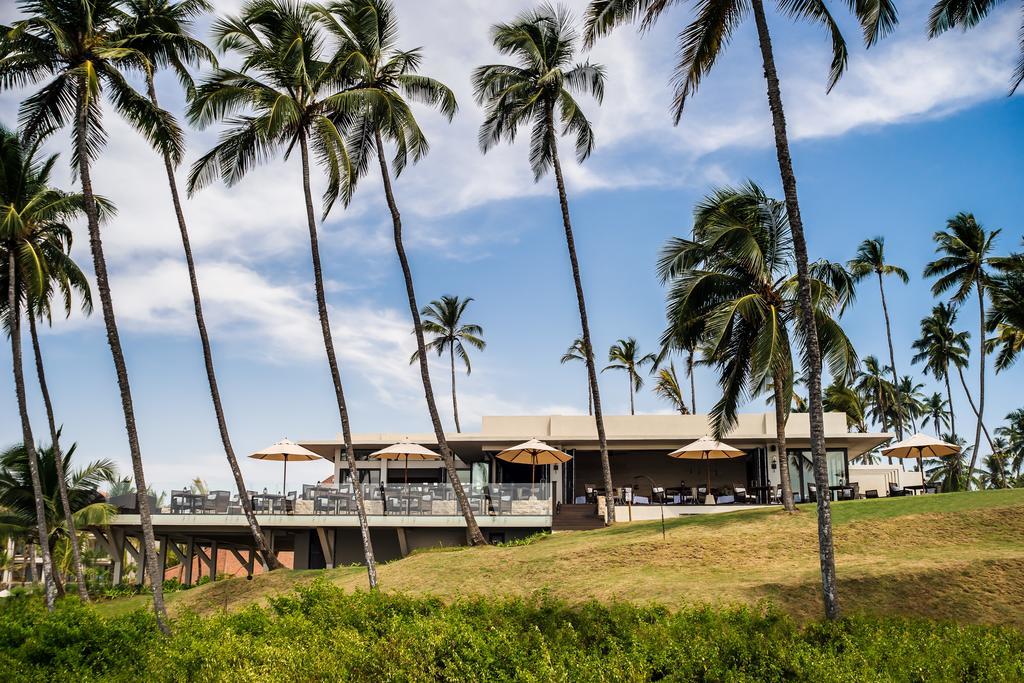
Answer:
(921, 392, 951, 436)
(896, 375, 926, 434)
(823, 381, 868, 433)
(658, 183, 857, 515)
(410, 295, 486, 433)
(186, 0, 378, 581)
(652, 362, 690, 415)
(1, 0, 184, 628)
(560, 336, 593, 415)
(929, 0, 1023, 93)
(995, 408, 1024, 476)
(855, 356, 897, 437)
(926, 433, 976, 491)
(117, 0, 280, 572)
(0, 129, 95, 602)
(912, 304, 967, 440)
(584, 0, 895, 620)
(979, 441, 1011, 489)
(0, 440, 116, 594)
(848, 237, 908, 438)
(471, 4, 616, 522)
(603, 338, 655, 415)
(987, 244, 1023, 372)
(315, 0, 485, 543)
(924, 213, 1000, 482)
(0, 130, 58, 609)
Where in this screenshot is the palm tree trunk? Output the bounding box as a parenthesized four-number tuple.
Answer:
(74, 81, 168, 633)
(944, 372, 956, 438)
(545, 106, 615, 524)
(969, 281, 985, 484)
(628, 375, 635, 415)
(688, 350, 697, 414)
(6, 254, 56, 610)
(773, 374, 797, 512)
(750, 0, 838, 619)
(145, 73, 282, 572)
(878, 273, 903, 439)
(954, 365, 996, 452)
(587, 379, 593, 416)
(373, 131, 486, 544)
(298, 133, 379, 583)
(450, 346, 461, 433)
(28, 314, 90, 601)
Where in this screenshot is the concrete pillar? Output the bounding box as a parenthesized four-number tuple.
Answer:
(184, 536, 194, 586)
(158, 537, 168, 586)
(209, 541, 219, 580)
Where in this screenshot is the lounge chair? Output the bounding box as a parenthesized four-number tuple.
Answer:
(807, 484, 818, 503)
(733, 486, 749, 504)
(865, 489, 879, 499)
(888, 482, 910, 497)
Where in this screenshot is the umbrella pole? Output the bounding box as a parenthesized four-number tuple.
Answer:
(405, 456, 410, 515)
(283, 455, 288, 496)
(706, 456, 712, 505)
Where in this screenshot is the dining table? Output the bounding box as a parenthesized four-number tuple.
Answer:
(252, 493, 287, 514)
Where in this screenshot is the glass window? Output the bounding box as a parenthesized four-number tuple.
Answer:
(787, 449, 849, 498)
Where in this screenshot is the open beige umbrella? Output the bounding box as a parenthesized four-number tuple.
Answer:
(496, 439, 572, 485)
(249, 438, 321, 494)
(369, 441, 441, 485)
(881, 433, 960, 488)
(668, 437, 744, 505)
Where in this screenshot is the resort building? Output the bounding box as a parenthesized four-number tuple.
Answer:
(96, 412, 916, 585)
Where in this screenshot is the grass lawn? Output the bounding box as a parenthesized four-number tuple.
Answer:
(100, 488, 1024, 625)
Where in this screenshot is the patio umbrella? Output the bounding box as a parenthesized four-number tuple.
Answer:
(668, 437, 744, 505)
(496, 439, 572, 485)
(881, 433, 961, 487)
(369, 441, 441, 485)
(249, 438, 321, 494)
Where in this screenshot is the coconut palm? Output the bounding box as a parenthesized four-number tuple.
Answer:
(313, 0, 484, 543)
(986, 245, 1023, 372)
(410, 295, 486, 433)
(652, 362, 690, 415)
(1, 0, 184, 627)
(471, 4, 615, 522)
(116, 0, 281, 573)
(0, 130, 59, 608)
(979, 440, 1011, 489)
(186, 0, 379, 580)
(921, 392, 951, 436)
(855, 356, 897, 435)
(0, 440, 116, 595)
(823, 381, 868, 433)
(848, 237, 908, 438)
(895, 375, 926, 434)
(924, 213, 1000, 482)
(585, 0, 895, 619)
(926, 434, 976, 491)
(603, 338, 655, 415)
(0, 128, 96, 602)
(912, 303, 967, 439)
(560, 336, 593, 415)
(929, 0, 1023, 93)
(995, 408, 1024, 476)
(658, 183, 857, 515)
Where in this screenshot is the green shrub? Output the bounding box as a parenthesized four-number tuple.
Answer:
(0, 580, 1022, 681)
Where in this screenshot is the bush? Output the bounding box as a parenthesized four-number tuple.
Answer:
(0, 581, 1022, 681)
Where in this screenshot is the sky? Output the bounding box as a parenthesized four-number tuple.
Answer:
(1, 0, 1022, 494)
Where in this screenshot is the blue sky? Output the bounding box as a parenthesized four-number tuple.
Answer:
(1, 0, 1021, 493)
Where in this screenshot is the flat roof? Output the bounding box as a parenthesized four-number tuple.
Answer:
(298, 412, 892, 460)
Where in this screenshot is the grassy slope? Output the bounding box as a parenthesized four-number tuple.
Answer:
(104, 489, 1024, 625)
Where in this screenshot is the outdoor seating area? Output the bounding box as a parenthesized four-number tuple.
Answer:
(159, 483, 554, 517)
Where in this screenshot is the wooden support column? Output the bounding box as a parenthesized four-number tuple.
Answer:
(246, 548, 255, 578)
(158, 537, 169, 585)
(315, 528, 335, 569)
(397, 528, 409, 558)
(112, 529, 125, 585)
(210, 541, 219, 580)
(184, 537, 195, 586)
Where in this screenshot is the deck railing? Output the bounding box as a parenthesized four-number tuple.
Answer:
(158, 483, 554, 517)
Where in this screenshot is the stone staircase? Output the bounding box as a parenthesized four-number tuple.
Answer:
(552, 503, 605, 531)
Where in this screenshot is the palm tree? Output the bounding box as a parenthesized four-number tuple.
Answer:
(924, 213, 1000, 482)
(658, 183, 857, 515)
(896, 375, 926, 434)
(0, 130, 57, 609)
(315, 0, 485, 543)
(848, 237, 908, 438)
(823, 381, 868, 433)
(929, 0, 1023, 93)
(1, 0, 184, 628)
(603, 338, 655, 415)
(0, 128, 96, 602)
(560, 337, 593, 415)
(987, 244, 1023, 372)
(926, 433, 976, 491)
(410, 295, 486, 433)
(855, 356, 897, 438)
(584, 0, 895, 620)
(979, 440, 1011, 489)
(472, 4, 616, 521)
(652, 362, 690, 415)
(921, 392, 951, 436)
(118, 0, 281, 572)
(0, 440, 116, 595)
(186, 0, 378, 580)
(995, 408, 1024, 476)
(913, 304, 966, 439)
